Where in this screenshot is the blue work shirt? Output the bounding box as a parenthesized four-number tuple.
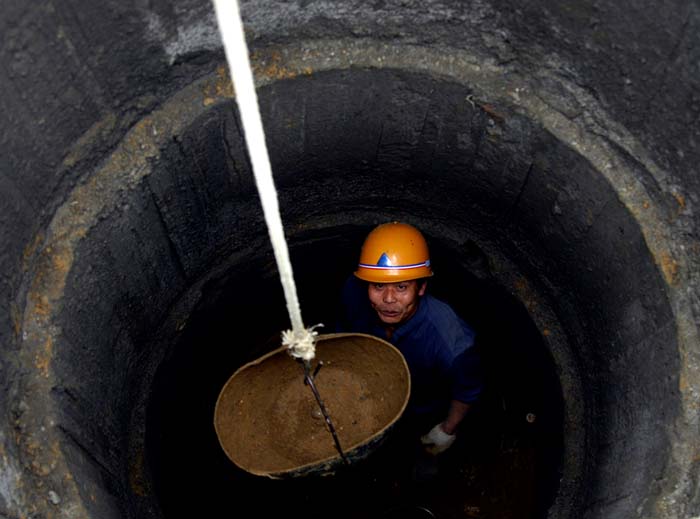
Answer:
(336, 276, 483, 419)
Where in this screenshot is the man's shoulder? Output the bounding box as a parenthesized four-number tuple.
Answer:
(421, 295, 475, 344)
(422, 294, 463, 322)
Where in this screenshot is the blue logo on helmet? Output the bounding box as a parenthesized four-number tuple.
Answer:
(377, 253, 393, 267)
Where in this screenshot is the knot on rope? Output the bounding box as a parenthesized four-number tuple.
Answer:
(283, 324, 324, 362)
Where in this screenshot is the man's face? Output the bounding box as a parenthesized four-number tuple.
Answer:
(367, 279, 426, 326)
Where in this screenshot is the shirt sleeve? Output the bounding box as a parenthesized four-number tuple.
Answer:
(449, 344, 484, 403)
(428, 301, 484, 405)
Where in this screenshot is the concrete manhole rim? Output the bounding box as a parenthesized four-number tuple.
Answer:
(13, 39, 698, 518)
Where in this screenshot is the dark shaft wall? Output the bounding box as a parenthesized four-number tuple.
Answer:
(1, 1, 699, 518)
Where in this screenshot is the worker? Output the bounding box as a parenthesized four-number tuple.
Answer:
(336, 221, 484, 472)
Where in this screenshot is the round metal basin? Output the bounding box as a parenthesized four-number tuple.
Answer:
(214, 332, 411, 478)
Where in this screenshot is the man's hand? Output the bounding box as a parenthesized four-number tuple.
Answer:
(420, 423, 456, 455)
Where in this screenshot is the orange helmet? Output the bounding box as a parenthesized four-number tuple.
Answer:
(354, 222, 434, 283)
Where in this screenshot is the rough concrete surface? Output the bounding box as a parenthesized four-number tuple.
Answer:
(1, 1, 699, 518)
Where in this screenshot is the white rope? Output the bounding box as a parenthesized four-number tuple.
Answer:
(211, 0, 319, 361)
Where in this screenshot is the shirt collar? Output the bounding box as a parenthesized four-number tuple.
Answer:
(389, 294, 428, 341)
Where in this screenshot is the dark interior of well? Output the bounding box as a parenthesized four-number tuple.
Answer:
(146, 230, 564, 519)
(2, 1, 698, 518)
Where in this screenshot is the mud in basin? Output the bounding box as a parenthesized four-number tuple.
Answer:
(214, 332, 411, 478)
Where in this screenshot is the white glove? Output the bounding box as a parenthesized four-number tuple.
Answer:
(420, 423, 456, 455)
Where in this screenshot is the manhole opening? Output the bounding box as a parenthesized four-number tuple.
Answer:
(146, 237, 564, 519)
